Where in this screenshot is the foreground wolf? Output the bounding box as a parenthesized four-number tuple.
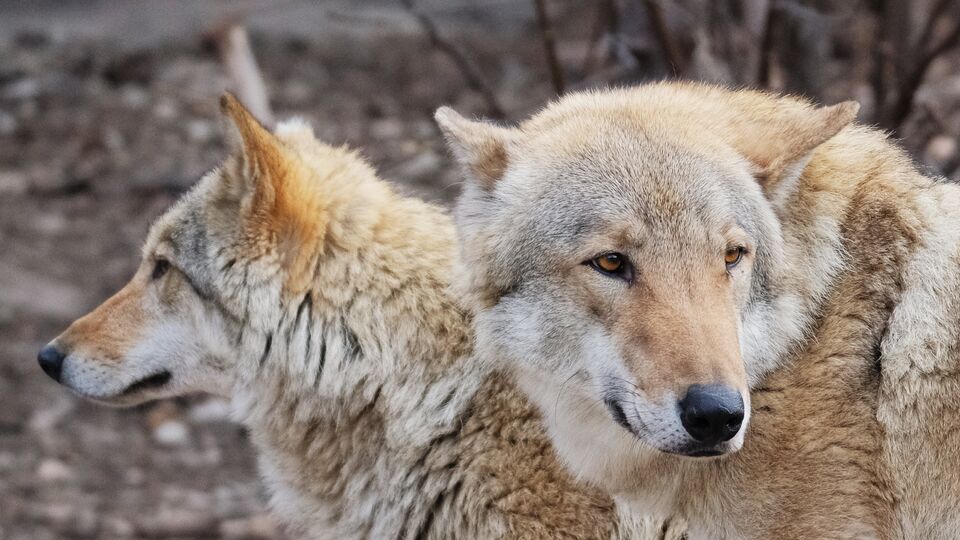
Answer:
(438, 82, 960, 538)
(37, 95, 664, 539)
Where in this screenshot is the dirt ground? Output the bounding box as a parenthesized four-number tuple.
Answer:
(2, 2, 959, 539)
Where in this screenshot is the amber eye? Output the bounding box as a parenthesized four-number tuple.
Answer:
(151, 258, 171, 281)
(587, 252, 632, 282)
(597, 253, 623, 272)
(724, 247, 744, 269)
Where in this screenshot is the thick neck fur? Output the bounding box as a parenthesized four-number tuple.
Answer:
(226, 192, 490, 538)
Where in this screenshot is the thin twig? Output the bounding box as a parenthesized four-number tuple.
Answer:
(533, 0, 565, 95)
(754, 0, 776, 87)
(641, 0, 684, 76)
(887, 0, 960, 133)
(916, 0, 954, 56)
(400, 0, 505, 119)
(580, 0, 619, 78)
(211, 23, 274, 126)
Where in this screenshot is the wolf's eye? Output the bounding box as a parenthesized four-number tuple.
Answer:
(151, 259, 171, 281)
(724, 247, 744, 269)
(587, 253, 633, 281)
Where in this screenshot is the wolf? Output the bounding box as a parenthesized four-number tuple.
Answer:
(438, 82, 960, 539)
(37, 94, 667, 539)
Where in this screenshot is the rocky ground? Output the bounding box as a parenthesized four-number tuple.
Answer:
(2, 2, 959, 539)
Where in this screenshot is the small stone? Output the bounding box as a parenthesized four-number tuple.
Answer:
(146, 401, 180, 427)
(26, 162, 66, 191)
(124, 467, 145, 486)
(925, 135, 957, 167)
(102, 516, 135, 537)
(0, 110, 17, 135)
(136, 509, 218, 537)
(219, 513, 282, 539)
(154, 99, 178, 120)
(153, 420, 190, 447)
(186, 119, 214, 143)
(35, 503, 74, 528)
(4, 78, 39, 100)
(28, 397, 75, 434)
(103, 126, 125, 151)
(71, 507, 100, 537)
(188, 397, 232, 424)
(0, 170, 28, 195)
(283, 79, 313, 105)
(36, 458, 73, 483)
(370, 118, 404, 140)
(33, 213, 69, 234)
(120, 85, 149, 108)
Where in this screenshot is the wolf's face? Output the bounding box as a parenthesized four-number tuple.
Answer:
(439, 84, 857, 458)
(39, 94, 387, 407)
(36, 206, 237, 405)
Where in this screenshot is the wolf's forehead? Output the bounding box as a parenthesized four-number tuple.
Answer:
(525, 140, 732, 236)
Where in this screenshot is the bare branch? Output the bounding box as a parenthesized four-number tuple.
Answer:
(886, 0, 960, 134)
(533, 0, 565, 95)
(755, 4, 776, 87)
(211, 23, 274, 126)
(916, 0, 954, 55)
(752, 0, 775, 86)
(641, 0, 684, 75)
(400, 0, 505, 119)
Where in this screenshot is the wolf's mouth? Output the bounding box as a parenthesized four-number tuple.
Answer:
(604, 397, 633, 432)
(685, 449, 724, 458)
(122, 370, 172, 395)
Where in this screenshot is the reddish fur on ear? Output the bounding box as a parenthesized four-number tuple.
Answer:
(220, 92, 327, 293)
(220, 92, 288, 186)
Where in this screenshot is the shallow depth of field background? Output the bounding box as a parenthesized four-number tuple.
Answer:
(2, 1, 959, 538)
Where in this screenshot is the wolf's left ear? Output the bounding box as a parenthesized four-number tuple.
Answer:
(733, 100, 859, 201)
(435, 107, 517, 190)
(219, 93, 326, 288)
(220, 92, 289, 195)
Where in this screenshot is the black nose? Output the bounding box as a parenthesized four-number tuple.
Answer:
(679, 384, 744, 446)
(37, 345, 65, 382)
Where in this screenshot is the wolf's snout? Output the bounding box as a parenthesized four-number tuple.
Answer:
(679, 384, 744, 447)
(38, 345, 65, 382)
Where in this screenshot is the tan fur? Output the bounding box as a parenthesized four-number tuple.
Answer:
(58, 280, 148, 365)
(43, 96, 667, 538)
(442, 82, 960, 538)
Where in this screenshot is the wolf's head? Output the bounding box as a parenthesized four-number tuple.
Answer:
(438, 83, 857, 458)
(38, 94, 408, 407)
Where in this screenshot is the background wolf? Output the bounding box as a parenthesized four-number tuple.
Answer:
(36, 94, 671, 539)
(440, 82, 960, 538)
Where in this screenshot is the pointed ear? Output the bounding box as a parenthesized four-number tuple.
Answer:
(728, 100, 859, 198)
(220, 92, 287, 193)
(219, 93, 326, 290)
(435, 107, 516, 189)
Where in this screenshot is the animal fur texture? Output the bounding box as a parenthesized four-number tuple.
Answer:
(439, 81, 960, 539)
(40, 94, 670, 539)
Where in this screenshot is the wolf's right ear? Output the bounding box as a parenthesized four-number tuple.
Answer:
(435, 107, 516, 189)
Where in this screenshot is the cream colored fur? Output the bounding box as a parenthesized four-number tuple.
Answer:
(440, 82, 960, 538)
(42, 95, 670, 539)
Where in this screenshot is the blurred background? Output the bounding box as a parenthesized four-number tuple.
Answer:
(1, 1, 959, 538)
